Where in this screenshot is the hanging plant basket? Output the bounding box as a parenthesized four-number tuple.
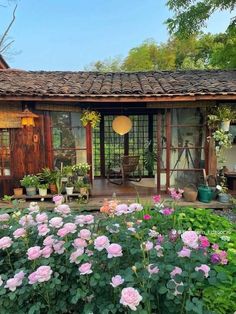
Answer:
(80, 110, 101, 128)
(220, 120, 231, 132)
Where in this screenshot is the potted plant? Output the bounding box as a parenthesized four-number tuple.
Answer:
(80, 109, 101, 128)
(143, 140, 157, 175)
(72, 162, 90, 177)
(212, 129, 233, 155)
(13, 187, 23, 197)
(38, 183, 49, 197)
(216, 176, 230, 203)
(75, 179, 90, 196)
(65, 181, 74, 195)
(38, 168, 58, 194)
(216, 105, 236, 132)
(20, 174, 39, 196)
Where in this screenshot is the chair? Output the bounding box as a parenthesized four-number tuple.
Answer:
(107, 155, 142, 185)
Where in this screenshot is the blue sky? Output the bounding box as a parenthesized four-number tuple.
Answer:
(1, 0, 235, 71)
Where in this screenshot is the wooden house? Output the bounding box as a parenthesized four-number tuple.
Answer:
(0, 58, 235, 197)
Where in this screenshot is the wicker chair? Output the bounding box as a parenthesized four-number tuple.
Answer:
(107, 155, 142, 185)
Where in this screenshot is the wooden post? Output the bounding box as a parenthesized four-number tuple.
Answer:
(156, 113, 161, 193)
(86, 123, 93, 185)
(44, 112, 53, 169)
(166, 110, 171, 191)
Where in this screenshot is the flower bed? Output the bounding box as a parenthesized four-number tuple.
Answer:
(0, 196, 235, 313)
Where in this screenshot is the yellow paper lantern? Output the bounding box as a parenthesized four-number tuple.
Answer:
(112, 116, 132, 135)
(20, 108, 39, 127)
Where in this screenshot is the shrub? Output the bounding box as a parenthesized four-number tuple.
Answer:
(0, 199, 235, 313)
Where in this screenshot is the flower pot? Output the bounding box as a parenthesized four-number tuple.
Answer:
(80, 187, 88, 196)
(26, 187, 37, 196)
(38, 188, 47, 197)
(49, 183, 58, 194)
(13, 187, 23, 197)
(198, 185, 213, 203)
(66, 187, 74, 195)
(220, 120, 231, 132)
(218, 193, 230, 203)
(183, 184, 198, 202)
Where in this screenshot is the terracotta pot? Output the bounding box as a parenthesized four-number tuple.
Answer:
(49, 183, 57, 194)
(13, 188, 23, 197)
(183, 184, 198, 202)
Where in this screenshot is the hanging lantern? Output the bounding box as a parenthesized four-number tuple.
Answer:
(112, 115, 132, 135)
(19, 108, 39, 127)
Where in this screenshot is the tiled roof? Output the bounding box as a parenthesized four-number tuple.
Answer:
(0, 69, 235, 98)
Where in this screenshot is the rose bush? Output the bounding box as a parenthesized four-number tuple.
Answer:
(0, 197, 235, 314)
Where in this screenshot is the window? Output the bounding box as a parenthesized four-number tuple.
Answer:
(0, 129, 11, 176)
(51, 112, 87, 167)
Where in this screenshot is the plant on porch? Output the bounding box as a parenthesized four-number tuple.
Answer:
(0, 196, 235, 313)
(80, 109, 101, 128)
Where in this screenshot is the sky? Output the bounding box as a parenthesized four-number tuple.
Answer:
(0, 0, 235, 71)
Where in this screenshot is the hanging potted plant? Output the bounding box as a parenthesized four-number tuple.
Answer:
(212, 129, 233, 156)
(216, 105, 236, 132)
(20, 174, 39, 196)
(80, 109, 101, 128)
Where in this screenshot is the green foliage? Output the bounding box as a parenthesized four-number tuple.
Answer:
(20, 174, 39, 188)
(166, 0, 236, 37)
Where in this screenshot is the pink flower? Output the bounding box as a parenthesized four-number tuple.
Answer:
(53, 240, 65, 254)
(83, 215, 94, 225)
(94, 235, 110, 251)
(13, 228, 26, 239)
(28, 271, 38, 284)
(143, 214, 151, 220)
(144, 241, 153, 251)
(110, 275, 124, 288)
(160, 208, 174, 215)
(211, 250, 228, 265)
(169, 229, 179, 242)
(106, 243, 123, 258)
(195, 264, 210, 278)
(55, 204, 71, 216)
(154, 244, 164, 257)
(212, 243, 219, 250)
(57, 227, 69, 237)
(27, 246, 41, 260)
(181, 231, 199, 249)
(36, 213, 48, 224)
(79, 229, 91, 240)
(43, 235, 55, 246)
(74, 215, 86, 225)
(70, 248, 84, 264)
(14, 271, 25, 282)
(115, 204, 130, 216)
(170, 266, 182, 278)
(41, 246, 53, 258)
(35, 265, 53, 283)
(168, 188, 184, 200)
(128, 203, 143, 212)
(199, 236, 210, 249)
(28, 202, 40, 213)
(0, 213, 10, 221)
(5, 277, 20, 292)
(177, 247, 191, 258)
(157, 234, 164, 244)
(37, 224, 50, 236)
(152, 195, 161, 203)
(73, 238, 87, 249)
(147, 264, 159, 275)
(79, 262, 92, 275)
(53, 195, 64, 205)
(49, 217, 63, 228)
(19, 214, 35, 226)
(57, 223, 76, 237)
(0, 236, 13, 249)
(120, 287, 142, 311)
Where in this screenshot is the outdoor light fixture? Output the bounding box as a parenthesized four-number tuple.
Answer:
(20, 107, 39, 127)
(112, 115, 132, 135)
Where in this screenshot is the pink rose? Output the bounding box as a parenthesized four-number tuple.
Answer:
(49, 217, 63, 228)
(41, 246, 53, 258)
(78, 262, 92, 275)
(160, 208, 174, 215)
(73, 238, 87, 249)
(115, 204, 130, 216)
(144, 241, 153, 251)
(0, 236, 13, 250)
(4, 277, 20, 292)
(29, 202, 39, 213)
(106, 243, 123, 258)
(38, 224, 50, 236)
(143, 214, 151, 220)
(28, 271, 37, 284)
(79, 229, 91, 240)
(69, 248, 84, 264)
(195, 264, 210, 278)
(147, 264, 159, 275)
(170, 266, 182, 278)
(19, 214, 35, 226)
(0, 213, 10, 221)
(36, 213, 48, 224)
(177, 247, 192, 258)
(181, 231, 199, 249)
(199, 236, 210, 249)
(14, 271, 25, 282)
(63, 223, 77, 233)
(120, 287, 142, 311)
(154, 244, 164, 257)
(35, 265, 52, 282)
(27, 246, 41, 260)
(13, 228, 26, 239)
(83, 215, 94, 225)
(55, 204, 71, 216)
(110, 275, 124, 288)
(43, 235, 55, 246)
(53, 240, 65, 254)
(94, 235, 110, 251)
(152, 195, 161, 203)
(53, 195, 64, 205)
(128, 203, 143, 212)
(57, 227, 69, 237)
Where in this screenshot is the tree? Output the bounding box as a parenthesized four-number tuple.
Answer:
(166, 0, 236, 37)
(84, 56, 123, 72)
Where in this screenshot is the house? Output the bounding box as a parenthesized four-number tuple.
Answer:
(0, 58, 235, 197)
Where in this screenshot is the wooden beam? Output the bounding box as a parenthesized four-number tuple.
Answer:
(166, 110, 171, 191)
(156, 113, 162, 193)
(43, 112, 53, 169)
(86, 123, 93, 185)
(0, 94, 236, 103)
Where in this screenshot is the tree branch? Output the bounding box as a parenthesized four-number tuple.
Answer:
(0, 4, 17, 51)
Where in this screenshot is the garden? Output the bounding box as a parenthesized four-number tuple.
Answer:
(0, 191, 235, 314)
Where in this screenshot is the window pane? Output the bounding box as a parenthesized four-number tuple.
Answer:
(0, 129, 11, 176)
